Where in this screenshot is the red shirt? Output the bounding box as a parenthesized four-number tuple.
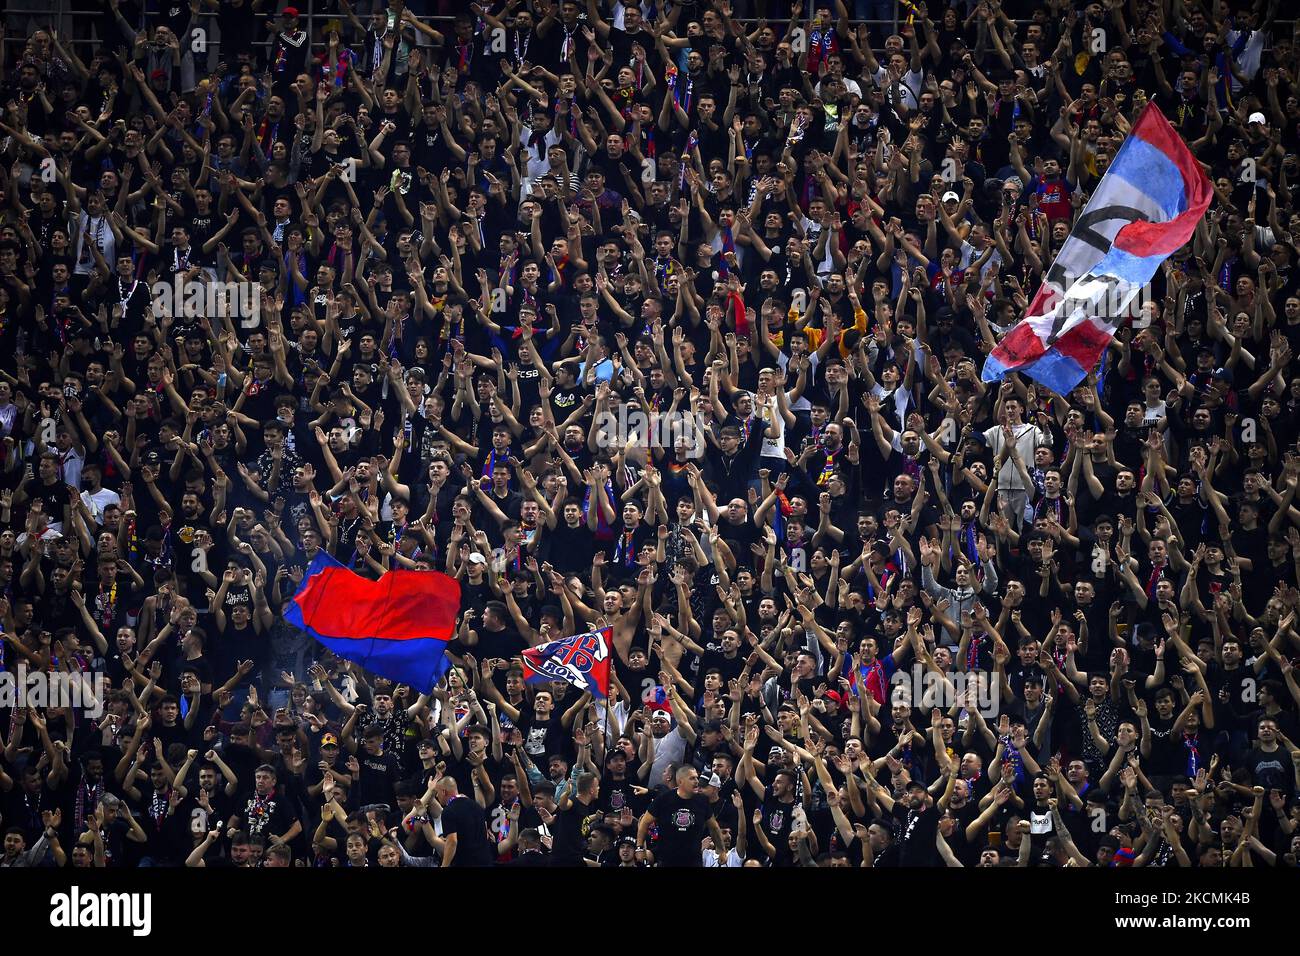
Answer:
(1035, 176, 1074, 222)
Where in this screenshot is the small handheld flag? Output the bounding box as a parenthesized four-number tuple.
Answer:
(520, 627, 612, 699)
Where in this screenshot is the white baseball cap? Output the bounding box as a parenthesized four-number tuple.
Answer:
(1248, 111, 1267, 126)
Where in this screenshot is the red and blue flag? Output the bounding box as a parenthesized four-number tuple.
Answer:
(284, 551, 462, 692)
(983, 103, 1212, 394)
(520, 627, 612, 699)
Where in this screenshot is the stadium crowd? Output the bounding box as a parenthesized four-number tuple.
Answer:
(0, 0, 1299, 869)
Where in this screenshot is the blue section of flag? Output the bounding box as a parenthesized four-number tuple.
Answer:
(1109, 137, 1186, 217)
(1014, 349, 1088, 395)
(306, 630, 452, 690)
(981, 352, 1009, 382)
(1091, 245, 1167, 284)
(283, 550, 459, 692)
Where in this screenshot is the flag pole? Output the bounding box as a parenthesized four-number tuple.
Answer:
(604, 681, 613, 760)
(603, 624, 614, 754)
(603, 628, 617, 865)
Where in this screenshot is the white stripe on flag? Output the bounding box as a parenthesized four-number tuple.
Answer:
(1034, 177, 1171, 310)
(1023, 275, 1143, 344)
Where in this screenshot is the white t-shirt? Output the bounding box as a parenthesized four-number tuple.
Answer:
(778, 352, 820, 412)
(959, 239, 1002, 284)
(1226, 29, 1265, 87)
(54, 446, 84, 493)
(759, 394, 787, 460)
(1029, 808, 1054, 834)
(81, 487, 122, 526)
(519, 124, 562, 192)
(982, 422, 1051, 492)
(75, 211, 116, 276)
(816, 77, 862, 99)
(872, 67, 925, 110)
(648, 726, 688, 784)
(703, 846, 743, 867)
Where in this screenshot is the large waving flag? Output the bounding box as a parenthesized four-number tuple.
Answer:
(520, 627, 612, 699)
(983, 103, 1212, 393)
(284, 551, 462, 691)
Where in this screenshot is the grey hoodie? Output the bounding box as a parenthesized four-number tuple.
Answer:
(921, 561, 1000, 640)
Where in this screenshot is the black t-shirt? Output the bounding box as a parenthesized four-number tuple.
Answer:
(211, 743, 259, 806)
(211, 623, 269, 689)
(1158, 728, 1218, 779)
(21, 476, 72, 517)
(600, 773, 645, 817)
(1208, 663, 1261, 730)
(516, 704, 570, 765)
(613, 652, 662, 709)
(550, 796, 600, 867)
(440, 795, 495, 866)
(2, 782, 57, 841)
(1243, 746, 1295, 795)
(473, 626, 528, 664)
(484, 797, 543, 852)
(353, 751, 402, 808)
(153, 718, 191, 753)
(442, 750, 505, 801)
(237, 789, 298, 844)
(647, 789, 713, 867)
(894, 802, 941, 867)
(755, 791, 799, 866)
(176, 788, 234, 844)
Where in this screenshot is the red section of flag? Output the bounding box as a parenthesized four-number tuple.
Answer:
(996, 322, 1048, 365)
(1131, 103, 1214, 213)
(1054, 318, 1114, 367)
(294, 564, 461, 642)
